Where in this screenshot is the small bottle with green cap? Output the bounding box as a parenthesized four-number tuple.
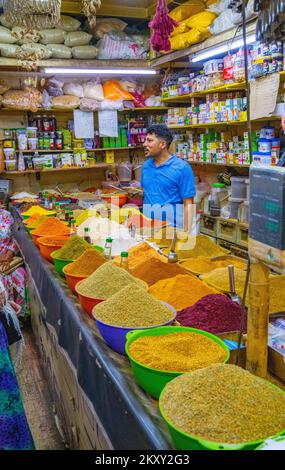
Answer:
(84, 227, 92, 244)
(44, 191, 49, 208)
(52, 197, 57, 210)
(68, 211, 74, 227)
(120, 251, 129, 271)
(103, 237, 113, 260)
(70, 219, 77, 236)
(64, 207, 70, 222)
(55, 202, 61, 217)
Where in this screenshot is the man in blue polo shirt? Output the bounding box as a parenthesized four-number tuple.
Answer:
(141, 124, 195, 230)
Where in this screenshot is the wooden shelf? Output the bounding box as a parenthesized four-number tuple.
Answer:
(1, 163, 112, 175)
(168, 120, 247, 129)
(162, 82, 246, 102)
(188, 161, 250, 168)
(0, 107, 169, 113)
(12, 146, 143, 153)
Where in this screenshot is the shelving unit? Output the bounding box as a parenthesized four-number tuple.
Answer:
(189, 161, 250, 168)
(161, 82, 246, 103)
(12, 146, 143, 153)
(168, 120, 248, 129)
(1, 163, 112, 175)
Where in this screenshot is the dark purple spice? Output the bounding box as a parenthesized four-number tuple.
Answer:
(177, 294, 247, 334)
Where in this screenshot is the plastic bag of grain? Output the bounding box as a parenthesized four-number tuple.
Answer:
(100, 99, 124, 111)
(80, 98, 102, 112)
(12, 27, 41, 44)
(40, 29, 66, 45)
(21, 43, 52, 59)
(46, 77, 64, 97)
(93, 18, 127, 39)
(97, 33, 147, 60)
(59, 15, 81, 32)
(63, 82, 84, 98)
(0, 26, 18, 44)
(51, 95, 80, 109)
(64, 31, 91, 47)
(71, 45, 98, 59)
(83, 80, 104, 101)
(0, 15, 12, 29)
(47, 44, 72, 59)
(2, 89, 42, 111)
(0, 43, 21, 58)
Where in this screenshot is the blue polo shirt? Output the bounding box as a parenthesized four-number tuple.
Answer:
(141, 155, 195, 227)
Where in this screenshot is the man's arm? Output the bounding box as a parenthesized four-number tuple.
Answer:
(183, 197, 194, 232)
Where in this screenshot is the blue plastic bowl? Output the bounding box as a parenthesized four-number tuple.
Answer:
(92, 302, 176, 354)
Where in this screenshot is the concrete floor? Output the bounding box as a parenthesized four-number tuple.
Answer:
(15, 327, 65, 450)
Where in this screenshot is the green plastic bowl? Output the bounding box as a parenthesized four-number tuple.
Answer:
(50, 249, 73, 277)
(159, 374, 285, 450)
(125, 326, 230, 399)
(51, 245, 104, 277)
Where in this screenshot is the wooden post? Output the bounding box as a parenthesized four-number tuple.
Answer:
(246, 258, 270, 377)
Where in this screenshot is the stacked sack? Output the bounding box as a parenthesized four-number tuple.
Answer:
(0, 15, 98, 60)
(169, 0, 217, 51)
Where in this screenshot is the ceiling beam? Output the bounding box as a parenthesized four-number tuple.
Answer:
(61, 1, 149, 19)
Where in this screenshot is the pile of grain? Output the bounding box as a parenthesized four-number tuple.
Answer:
(160, 364, 285, 444)
(180, 256, 246, 275)
(162, 234, 229, 259)
(64, 249, 106, 277)
(129, 332, 227, 371)
(131, 258, 188, 286)
(76, 261, 147, 300)
(114, 242, 167, 270)
(94, 285, 175, 328)
(56, 236, 91, 260)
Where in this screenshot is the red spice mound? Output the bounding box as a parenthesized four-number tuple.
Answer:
(177, 294, 247, 334)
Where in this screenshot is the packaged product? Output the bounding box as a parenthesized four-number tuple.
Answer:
(170, 22, 190, 37)
(4, 148, 16, 160)
(209, 10, 240, 35)
(0, 79, 10, 94)
(59, 15, 81, 32)
(51, 95, 80, 109)
(0, 43, 21, 58)
(11, 27, 41, 44)
(96, 33, 148, 60)
(21, 43, 52, 60)
(47, 44, 72, 59)
(119, 79, 137, 94)
(169, 0, 205, 22)
(103, 80, 134, 101)
(5, 160, 17, 171)
(93, 18, 127, 39)
(170, 28, 202, 51)
(83, 80, 104, 101)
(71, 45, 98, 59)
(2, 89, 43, 112)
(45, 77, 64, 97)
(40, 29, 66, 45)
(64, 31, 92, 47)
(63, 82, 84, 98)
(0, 15, 12, 29)
(186, 11, 217, 33)
(145, 96, 162, 107)
(0, 26, 18, 44)
(100, 99, 124, 111)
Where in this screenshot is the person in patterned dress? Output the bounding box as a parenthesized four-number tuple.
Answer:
(0, 209, 27, 318)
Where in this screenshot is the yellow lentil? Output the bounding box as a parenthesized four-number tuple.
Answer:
(129, 332, 227, 372)
(160, 364, 285, 444)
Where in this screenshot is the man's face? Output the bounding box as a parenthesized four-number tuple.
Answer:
(143, 133, 167, 158)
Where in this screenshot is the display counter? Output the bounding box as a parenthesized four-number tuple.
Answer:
(13, 211, 172, 450)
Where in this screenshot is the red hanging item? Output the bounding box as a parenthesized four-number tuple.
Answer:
(149, 0, 178, 53)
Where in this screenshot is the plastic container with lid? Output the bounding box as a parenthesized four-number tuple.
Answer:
(230, 176, 247, 199)
(210, 183, 227, 217)
(27, 127, 38, 139)
(3, 148, 16, 160)
(117, 162, 133, 182)
(258, 138, 272, 154)
(5, 160, 17, 171)
(229, 197, 243, 220)
(28, 138, 38, 150)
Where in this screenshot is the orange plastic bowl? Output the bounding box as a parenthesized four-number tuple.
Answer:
(38, 236, 70, 262)
(62, 266, 87, 295)
(75, 280, 104, 318)
(31, 232, 41, 247)
(101, 194, 128, 207)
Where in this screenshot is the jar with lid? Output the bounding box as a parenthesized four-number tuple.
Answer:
(56, 131, 63, 150)
(42, 115, 50, 132)
(43, 132, 50, 150)
(209, 183, 227, 217)
(49, 115, 57, 132)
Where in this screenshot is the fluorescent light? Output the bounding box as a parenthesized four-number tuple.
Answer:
(191, 33, 256, 63)
(43, 68, 157, 75)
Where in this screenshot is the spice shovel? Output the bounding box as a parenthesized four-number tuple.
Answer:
(168, 230, 178, 263)
(227, 265, 241, 305)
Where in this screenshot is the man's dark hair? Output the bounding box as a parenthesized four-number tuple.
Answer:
(146, 124, 173, 148)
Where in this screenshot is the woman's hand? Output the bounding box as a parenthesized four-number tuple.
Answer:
(0, 250, 14, 262)
(0, 261, 11, 272)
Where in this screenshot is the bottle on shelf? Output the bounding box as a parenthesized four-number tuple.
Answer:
(55, 202, 61, 217)
(51, 197, 57, 210)
(64, 207, 70, 222)
(120, 251, 129, 271)
(103, 237, 113, 260)
(68, 211, 74, 226)
(84, 227, 92, 244)
(44, 191, 49, 208)
(70, 219, 77, 236)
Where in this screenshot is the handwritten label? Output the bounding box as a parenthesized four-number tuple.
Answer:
(250, 74, 280, 120)
(98, 110, 118, 138)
